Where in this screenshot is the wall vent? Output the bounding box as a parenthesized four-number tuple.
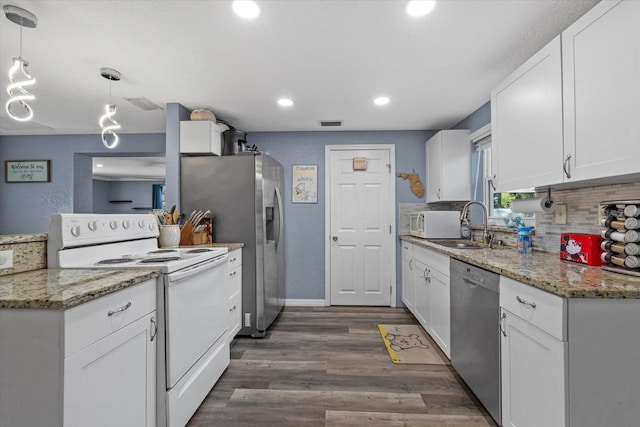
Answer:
(124, 97, 164, 111)
(319, 120, 343, 127)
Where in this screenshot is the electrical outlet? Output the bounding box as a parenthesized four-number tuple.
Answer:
(555, 204, 567, 225)
(0, 250, 13, 269)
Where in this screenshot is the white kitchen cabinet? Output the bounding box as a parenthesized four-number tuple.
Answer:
(426, 130, 471, 203)
(500, 276, 567, 427)
(491, 36, 564, 192)
(179, 120, 229, 155)
(401, 242, 415, 311)
(412, 257, 429, 328)
(491, 0, 640, 192)
(227, 248, 243, 343)
(64, 312, 156, 427)
(562, 0, 640, 183)
(406, 243, 451, 359)
(0, 279, 157, 427)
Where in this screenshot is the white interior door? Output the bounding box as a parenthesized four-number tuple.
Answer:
(326, 146, 395, 306)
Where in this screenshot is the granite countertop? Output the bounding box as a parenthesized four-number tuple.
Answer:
(400, 235, 640, 299)
(181, 242, 244, 251)
(0, 233, 47, 244)
(0, 269, 161, 310)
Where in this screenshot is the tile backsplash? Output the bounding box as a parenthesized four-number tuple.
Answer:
(534, 181, 640, 253)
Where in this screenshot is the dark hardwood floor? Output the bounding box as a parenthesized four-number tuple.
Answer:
(187, 306, 498, 426)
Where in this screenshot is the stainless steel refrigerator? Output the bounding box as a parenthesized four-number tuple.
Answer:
(181, 153, 285, 337)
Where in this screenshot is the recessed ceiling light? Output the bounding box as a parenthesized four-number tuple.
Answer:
(233, 1, 260, 19)
(96, 164, 104, 168)
(374, 96, 390, 106)
(405, 1, 436, 17)
(278, 98, 294, 107)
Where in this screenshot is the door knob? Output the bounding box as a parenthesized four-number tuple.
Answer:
(332, 235, 338, 241)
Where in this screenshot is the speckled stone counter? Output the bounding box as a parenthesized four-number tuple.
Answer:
(400, 235, 640, 299)
(181, 242, 244, 251)
(0, 269, 160, 309)
(0, 233, 48, 277)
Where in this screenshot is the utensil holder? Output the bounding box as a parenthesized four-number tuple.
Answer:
(159, 225, 180, 248)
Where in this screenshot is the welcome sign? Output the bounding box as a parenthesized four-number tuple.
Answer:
(5, 160, 51, 183)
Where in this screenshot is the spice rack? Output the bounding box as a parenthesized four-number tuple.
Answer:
(599, 200, 640, 277)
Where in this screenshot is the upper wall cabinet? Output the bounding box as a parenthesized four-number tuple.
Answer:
(491, 37, 564, 192)
(562, 0, 640, 183)
(491, 0, 640, 192)
(426, 130, 470, 203)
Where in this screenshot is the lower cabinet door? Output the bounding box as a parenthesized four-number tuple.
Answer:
(64, 312, 156, 427)
(501, 309, 566, 427)
(427, 267, 450, 359)
(412, 259, 429, 329)
(401, 256, 415, 311)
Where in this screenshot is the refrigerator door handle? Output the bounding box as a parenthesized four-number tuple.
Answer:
(275, 185, 284, 250)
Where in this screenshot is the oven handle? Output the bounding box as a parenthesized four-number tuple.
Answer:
(167, 254, 228, 284)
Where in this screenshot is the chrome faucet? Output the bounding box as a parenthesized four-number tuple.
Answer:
(460, 201, 492, 248)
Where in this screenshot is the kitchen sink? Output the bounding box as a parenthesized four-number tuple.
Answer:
(425, 239, 486, 250)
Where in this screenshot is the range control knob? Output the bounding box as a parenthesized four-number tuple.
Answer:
(138, 220, 145, 229)
(148, 223, 155, 231)
(70, 226, 81, 237)
(122, 220, 130, 229)
(88, 220, 98, 231)
(110, 220, 118, 230)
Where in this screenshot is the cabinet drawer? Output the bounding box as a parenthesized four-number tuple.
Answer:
(402, 242, 412, 261)
(413, 244, 450, 276)
(500, 276, 566, 341)
(227, 249, 242, 270)
(228, 266, 241, 284)
(64, 279, 157, 357)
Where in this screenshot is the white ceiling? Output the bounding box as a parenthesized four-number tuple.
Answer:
(0, 0, 599, 136)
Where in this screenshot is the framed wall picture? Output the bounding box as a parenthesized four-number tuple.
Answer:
(292, 165, 317, 203)
(4, 160, 51, 183)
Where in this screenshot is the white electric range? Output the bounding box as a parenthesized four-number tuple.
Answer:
(48, 213, 230, 427)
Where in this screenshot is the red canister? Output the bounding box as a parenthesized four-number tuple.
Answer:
(560, 233, 604, 266)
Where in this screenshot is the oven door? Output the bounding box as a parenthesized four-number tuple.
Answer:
(165, 254, 228, 388)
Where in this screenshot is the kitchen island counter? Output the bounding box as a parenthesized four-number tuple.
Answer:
(0, 269, 160, 310)
(400, 235, 640, 299)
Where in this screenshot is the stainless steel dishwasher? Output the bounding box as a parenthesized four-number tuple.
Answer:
(450, 258, 501, 426)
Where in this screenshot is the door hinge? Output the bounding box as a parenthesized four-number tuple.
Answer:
(389, 225, 392, 234)
(386, 163, 391, 173)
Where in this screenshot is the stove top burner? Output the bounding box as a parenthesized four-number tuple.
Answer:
(185, 248, 213, 254)
(148, 249, 178, 254)
(96, 258, 136, 265)
(139, 256, 182, 264)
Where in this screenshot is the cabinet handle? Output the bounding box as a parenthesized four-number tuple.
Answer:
(499, 312, 507, 337)
(516, 295, 537, 308)
(409, 259, 413, 271)
(229, 305, 237, 312)
(423, 268, 430, 282)
(107, 301, 131, 317)
(437, 188, 441, 199)
(563, 154, 572, 179)
(150, 316, 157, 342)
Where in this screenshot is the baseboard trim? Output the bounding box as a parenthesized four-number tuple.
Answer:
(284, 299, 326, 307)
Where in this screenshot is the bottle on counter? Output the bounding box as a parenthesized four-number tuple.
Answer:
(601, 240, 640, 256)
(601, 217, 627, 230)
(601, 252, 640, 269)
(601, 229, 640, 243)
(624, 217, 640, 230)
(623, 205, 640, 218)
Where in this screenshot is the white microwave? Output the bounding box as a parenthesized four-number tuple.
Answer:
(408, 211, 461, 239)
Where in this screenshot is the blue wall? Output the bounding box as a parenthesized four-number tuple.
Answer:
(249, 130, 435, 304)
(0, 133, 165, 234)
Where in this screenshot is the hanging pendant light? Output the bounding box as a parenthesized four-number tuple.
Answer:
(99, 67, 122, 149)
(4, 5, 38, 122)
